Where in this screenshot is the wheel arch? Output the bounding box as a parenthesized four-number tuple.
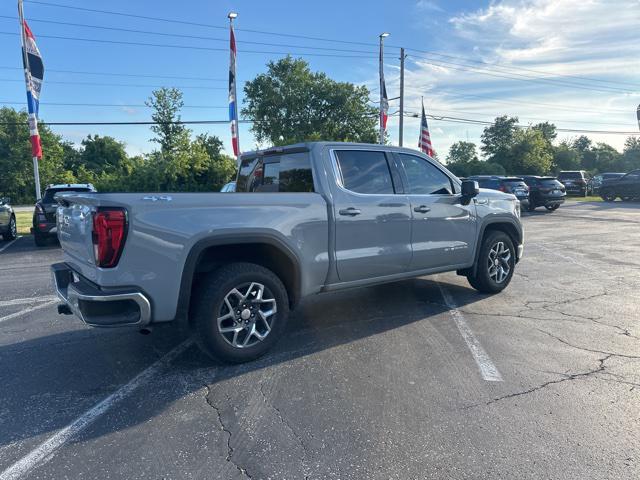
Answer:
(176, 233, 302, 323)
(469, 218, 522, 277)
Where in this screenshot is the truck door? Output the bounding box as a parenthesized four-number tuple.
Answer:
(394, 153, 477, 270)
(331, 149, 412, 283)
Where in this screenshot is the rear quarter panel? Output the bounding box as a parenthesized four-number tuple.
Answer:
(61, 192, 329, 322)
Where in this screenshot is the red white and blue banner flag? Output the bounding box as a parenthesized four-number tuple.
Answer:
(228, 23, 239, 158)
(379, 43, 389, 134)
(419, 100, 435, 157)
(20, 19, 44, 159)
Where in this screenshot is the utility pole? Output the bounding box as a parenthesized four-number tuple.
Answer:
(398, 48, 405, 147)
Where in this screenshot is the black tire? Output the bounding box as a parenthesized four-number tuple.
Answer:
(192, 262, 290, 363)
(602, 193, 616, 202)
(34, 233, 48, 247)
(527, 202, 536, 212)
(621, 196, 633, 202)
(545, 204, 559, 211)
(466, 231, 516, 294)
(2, 215, 17, 241)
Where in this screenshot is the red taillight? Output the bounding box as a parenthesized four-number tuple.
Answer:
(498, 185, 506, 192)
(92, 208, 127, 268)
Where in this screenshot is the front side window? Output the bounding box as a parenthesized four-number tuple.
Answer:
(398, 154, 453, 195)
(334, 150, 395, 195)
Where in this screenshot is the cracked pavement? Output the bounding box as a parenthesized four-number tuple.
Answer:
(0, 201, 639, 479)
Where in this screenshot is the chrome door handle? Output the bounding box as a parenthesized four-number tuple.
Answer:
(413, 205, 431, 213)
(339, 207, 361, 216)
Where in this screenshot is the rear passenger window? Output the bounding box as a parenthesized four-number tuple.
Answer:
(398, 154, 453, 195)
(237, 152, 314, 193)
(334, 150, 395, 194)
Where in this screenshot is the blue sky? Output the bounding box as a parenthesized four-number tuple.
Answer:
(1, 0, 638, 158)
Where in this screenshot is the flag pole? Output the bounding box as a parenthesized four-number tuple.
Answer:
(18, 0, 41, 200)
(378, 33, 389, 145)
(228, 12, 240, 165)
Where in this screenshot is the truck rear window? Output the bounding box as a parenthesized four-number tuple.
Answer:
(236, 152, 314, 193)
(43, 188, 91, 203)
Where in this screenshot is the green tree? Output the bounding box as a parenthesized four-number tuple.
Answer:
(79, 135, 128, 174)
(146, 87, 190, 154)
(532, 122, 557, 144)
(622, 137, 640, 171)
(507, 129, 553, 174)
(591, 143, 622, 172)
(242, 56, 378, 146)
(0, 107, 73, 203)
(480, 115, 519, 167)
(445, 141, 504, 177)
(552, 141, 581, 172)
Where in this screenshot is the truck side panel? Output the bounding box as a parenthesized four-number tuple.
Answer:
(59, 192, 329, 322)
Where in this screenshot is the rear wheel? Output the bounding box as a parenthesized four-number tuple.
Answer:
(545, 204, 559, 211)
(192, 262, 289, 363)
(466, 231, 515, 294)
(2, 215, 17, 241)
(602, 193, 616, 202)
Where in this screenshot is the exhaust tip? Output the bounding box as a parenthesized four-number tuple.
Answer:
(139, 327, 153, 335)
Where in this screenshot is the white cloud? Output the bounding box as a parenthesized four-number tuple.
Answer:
(416, 0, 444, 12)
(385, 0, 640, 157)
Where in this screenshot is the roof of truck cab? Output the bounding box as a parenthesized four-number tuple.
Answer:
(241, 142, 436, 159)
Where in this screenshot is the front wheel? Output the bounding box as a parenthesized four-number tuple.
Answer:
(545, 204, 559, 211)
(602, 193, 616, 202)
(466, 231, 516, 294)
(192, 262, 290, 363)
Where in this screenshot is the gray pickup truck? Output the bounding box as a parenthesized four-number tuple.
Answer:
(52, 142, 523, 363)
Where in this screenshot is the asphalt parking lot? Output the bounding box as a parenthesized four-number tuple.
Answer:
(1, 201, 638, 480)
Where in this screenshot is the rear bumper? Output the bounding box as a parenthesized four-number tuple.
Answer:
(563, 185, 586, 195)
(51, 262, 151, 327)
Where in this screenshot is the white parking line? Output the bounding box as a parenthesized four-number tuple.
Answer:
(0, 237, 21, 254)
(0, 296, 58, 308)
(0, 300, 58, 324)
(0, 339, 193, 480)
(438, 283, 503, 382)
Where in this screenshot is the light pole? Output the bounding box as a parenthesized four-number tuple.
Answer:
(379, 32, 389, 145)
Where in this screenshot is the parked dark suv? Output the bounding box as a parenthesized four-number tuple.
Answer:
(557, 171, 589, 196)
(0, 196, 17, 241)
(32, 183, 96, 246)
(599, 169, 640, 202)
(467, 176, 530, 209)
(520, 176, 566, 211)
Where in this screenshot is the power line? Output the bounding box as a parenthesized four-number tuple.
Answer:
(0, 78, 226, 89)
(0, 31, 376, 58)
(1, 101, 227, 108)
(0, 65, 226, 82)
(407, 54, 637, 95)
(21, 0, 638, 91)
(1, 116, 637, 135)
(0, 15, 378, 55)
(23, 0, 379, 47)
(403, 48, 640, 89)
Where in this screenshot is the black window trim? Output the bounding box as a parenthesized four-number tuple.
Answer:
(330, 148, 400, 197)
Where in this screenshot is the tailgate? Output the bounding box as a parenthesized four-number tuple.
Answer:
(56, 196, 97, 266)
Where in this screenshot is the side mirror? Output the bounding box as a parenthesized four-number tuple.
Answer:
(460, 180, 479, 205)
(0, 197, 9, 205)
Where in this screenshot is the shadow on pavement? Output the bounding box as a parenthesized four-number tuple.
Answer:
(0, 276, 485, 449)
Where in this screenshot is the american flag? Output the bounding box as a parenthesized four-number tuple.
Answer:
(228, 22, 239, 158)
(20, 19, 44, 159)
(418, 101, 435, 157)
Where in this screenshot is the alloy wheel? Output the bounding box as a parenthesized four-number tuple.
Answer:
(487, 241, 511, 284)
(10, 217, 16, 237)
(216, 282, 277, 348)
